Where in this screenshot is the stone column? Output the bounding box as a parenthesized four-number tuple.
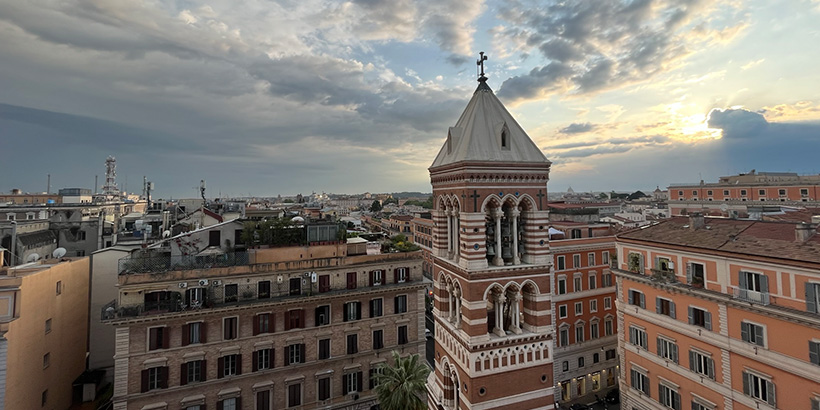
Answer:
(493, 294, 506, 336)
(453, 210, 460, 262)
(511, 208, 521, 265)
(446, 283, 454, 322)
(446, 208, 453, 258)
(492, 209, 504, 266)
(453, 288, 462, 327)
(510, 293, 522, 334)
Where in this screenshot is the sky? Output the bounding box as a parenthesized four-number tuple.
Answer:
(2, 0, 820, 198)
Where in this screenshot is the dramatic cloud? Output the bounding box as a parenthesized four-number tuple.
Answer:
(559, 122, 596, 134)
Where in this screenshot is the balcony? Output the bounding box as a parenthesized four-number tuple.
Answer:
(118, 252, 250, 275)
(650, 269, 678, 284)
(732, 287, 770, 305)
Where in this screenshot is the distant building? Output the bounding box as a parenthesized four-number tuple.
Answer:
(0, 251, 90, 410)
(0, 189, 61, 205)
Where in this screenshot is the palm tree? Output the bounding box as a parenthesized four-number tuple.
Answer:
(374, 351, 430, 410)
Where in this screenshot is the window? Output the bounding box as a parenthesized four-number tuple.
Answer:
(289, 277, 301, 295)
(42, 390, 48, 406)
(742, 371, 776, 406)
(253, 313, 271, 335)
(688, 307, 712, 330)
(687, 263, 705, 287)
(344, 302, 361, 321)
(575, 323, 584, 343)
(395, 267, 408, 283)
(810, 341, 820, 365)
(558, 305, 567, 319)
(590, 299, 598, 313)
(758, 189, 766, 196)
(739, 271, 769, 304)
(287, 383, 302, 407)
(590, 321, 599, 339)
(258, 280, 271, 299)
(589, 274, 597, 290)
(562, 361, 569, 371)
(319, 274, 330, 293)
(588, 253, 595, 266)
(557, 256, 566, 270)
(572, 229, 582, 239)
(224, 284, 238, 302)
(45, 318, 52, 334)
(659, 383, 681, 410)
(398, 325, 408, 345)
(182, 360, 204, 384)
(808, 282, 820, 313)
(370, 298, 383, 318)
(630, 368, 649, 394)
(220, 354, 240, 377)
(605, 349, 616, 360)
(628, 289, 645, 308)
(141, 366, 168, 392)
(603, 273, 612, 287)
(604, 297, 612, 310)
(370, 269, 383, 286)
(373, 329, 384, 350)
(344, 372, 363, 395)
(692, 190, 698, 196)
(56, 281, 62, 295)
(254, 348, 272, 371)
(285, 309, 305, 330)
(315, 305, 331, 326)
(346, 272, 357, 289)
(573, 254, 581, 268)
(657, 337, 679, 363)
(627, 252, 644, 272)
(678, 190, 684, 196)
(778, 189, 786, 196)
(707, 190, 713, 196)
(593, 353, 600, 363)
(43, 352, 50, 368)
(223, 317, 238, 340)
(148, 327, 168, 350)
(689, 350, 715, 379)
(559, 327, 569, 346)
(285, 344, 305, 365)
(394, 295, 407, 314)
(605, 317, 613, 336)
(558, 276, 567, 294)
(602, 251, 610, 265)
(741, 189, 747, 196)
(370, 367, 384, 389)
(574, 302, 583, 316)
(801, 188, 809, 196)
(574, 275, 582, 292)
(741, 321, 765, 347)
(318, 377, 331, 401)
(319, 339, 331, 360)
(629, 326, 648, 349)
(655, 256, 672, 271)
(256, 390, 270, 410)
(347, 334, 358, 354)
(578, 356, 585, 367)
(656, 297, 676, 318)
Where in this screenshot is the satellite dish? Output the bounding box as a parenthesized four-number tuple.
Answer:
(53, 248, 67, 259)
(720, 204, 729, 212)
(162, 230, 171, 238)
(27, 253, 41, 262)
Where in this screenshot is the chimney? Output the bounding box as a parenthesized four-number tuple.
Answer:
(689, 213, 705, 230)
(795, 223, 817, 242)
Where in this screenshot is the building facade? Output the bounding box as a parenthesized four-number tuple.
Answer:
(107, 243, 426, 410)
(615, 214, 820, 410)
(549, 222, 618, 406)
(427, 71, 555, 409)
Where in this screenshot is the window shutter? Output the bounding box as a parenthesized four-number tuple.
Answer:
(809, 341, 820, 365)
(159, 366, 168, 389)
(670, 301, 676, 319)
(754, 325, 764, 345)
(707, 358, 715, 379)
(672, 343, 678, 363)
(628, 291, 634, 305)
(300, 343, 306, 363)
(809, 283, 818, 313)
(162, 328, 169, 349)
(639, 254, 644, 272)
(217, 357, 225, 378)
(641, 332, 647, 349)
(200, 322, 207, 343)
(656, 297, 661, 314)
(739, 271, 747, 290)
(688, 307, 694, 325)
(369, 300, 375, 318)
(741, 322, 749, 342)
(182, 324, 190, 346)
(343, 374, 350, 395)
(299, 309, 305, 328)
(201, 360, 207, 381)
(235, 397, 242, 409)
(689, 351, 696, 372)
(252, 351, 259, 372)
(253, 315, 260, 336)
(686, 263, 692, 284)
(344, 304, 349, 322)
(236, 354, 242, 375)
(369, 270, 374, 286)
(357, 371, 363, 392)
(657, 337, 662, 356)
(766, 380, 776, 406)
(394, 297, 399, 315)
(315, 308, 321, 327)
(180, 362, 188, 386)
(141, 369, 149, 393)
(394, 268, 400, 284)
(704, 311, 712, 331)
(760, 274, 769, 293)
(216, 400, 223, 410)
(356, 302, 362, 320)
(630, 370, 636, 388)
(640, 293, 645, 309)
(283, 347, 289, 367)
(742, 372, 750, 396)
(812, 398, 820, 410)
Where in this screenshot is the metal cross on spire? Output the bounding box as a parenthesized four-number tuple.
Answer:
(477, 51, 488, 82)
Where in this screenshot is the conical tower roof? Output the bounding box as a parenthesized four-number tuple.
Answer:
(430, 80, 549, 169)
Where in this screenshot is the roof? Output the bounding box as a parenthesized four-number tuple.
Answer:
(18, 230, 57, 247)
(548, 202, 616, 209)
(147, 218, 242, 249)
(618, 217, 820, 264)
(430, 81, 549, 168)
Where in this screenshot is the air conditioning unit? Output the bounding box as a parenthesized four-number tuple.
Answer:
(198, 279, 209, 286)
(212, 280, 222, 286)
(277, 275, 283, 283)
(303, 272, 311, 278)
(311, 272, 318, 283)
(178, 282, 188, 288)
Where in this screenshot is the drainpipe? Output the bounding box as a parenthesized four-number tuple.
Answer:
(9, 221, 17, 267)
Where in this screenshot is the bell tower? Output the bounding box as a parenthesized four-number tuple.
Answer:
(427, 53, 555, 410)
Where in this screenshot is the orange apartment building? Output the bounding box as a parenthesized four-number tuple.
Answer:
(614, 214, 820, 410)
(668, 171, 820, 216)
(411, 216, 434, 279)
(0, 249, 90, 410)
(426, 66, 555, 410)
(549, 221, 619, 406)
(107, 242, 426, 410)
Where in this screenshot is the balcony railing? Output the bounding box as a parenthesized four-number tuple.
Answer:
(733, 287, 770, 305)
(118, 252, 249, 275)
(650, 269, 678, 284)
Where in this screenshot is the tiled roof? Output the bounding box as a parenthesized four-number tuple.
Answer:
(618, 217, 820, 264)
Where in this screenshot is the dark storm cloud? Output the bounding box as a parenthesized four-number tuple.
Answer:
(706, 108, 769, 139)
(559, 122, 597, 134)
(496, 0, 737, 101)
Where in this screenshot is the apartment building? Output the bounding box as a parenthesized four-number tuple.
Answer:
(107, 241, 425, 410)
(614, 214, 820, 410)
(410, 216, 433, 279)
(669, 171, 820, 216)
(550, 222, 619, 406)
(0, 250, 90, 410)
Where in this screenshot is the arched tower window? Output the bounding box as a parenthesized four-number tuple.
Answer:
(501, 123, 510, 149)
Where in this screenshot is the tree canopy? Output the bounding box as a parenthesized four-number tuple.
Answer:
(374, 352, 430, 410)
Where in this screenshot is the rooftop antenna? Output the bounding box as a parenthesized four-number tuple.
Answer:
(102, 156, 120, 198)
(47, 173, 51, 194)
(200, 180, 207, 203)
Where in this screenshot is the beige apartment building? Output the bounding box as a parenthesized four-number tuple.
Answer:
(0, 249, 90, 410)
(107, 242, 426, 410)
(615, 214, 820, 410)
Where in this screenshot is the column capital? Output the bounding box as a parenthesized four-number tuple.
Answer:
(492, 209, 504, 219)
(511, 208, 521, 217)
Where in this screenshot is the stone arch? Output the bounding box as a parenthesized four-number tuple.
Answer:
(517, 194, 537, 211)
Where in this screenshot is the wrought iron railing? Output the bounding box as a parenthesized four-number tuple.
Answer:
(732, 287, 770, 305)
(118, 252, 249, 274)
(650, 269, 678, 284)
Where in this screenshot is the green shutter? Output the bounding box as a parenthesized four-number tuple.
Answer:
(766, 380, 776, 406)
(741, 322, 749, 342)
(689, 350, 696, 372)
(807, 283, 818, 313)
(704, 311, 712, 331)
(809, 341, 820, 365)
(742, 372, 750, 396)
(670, 301, 676, 319)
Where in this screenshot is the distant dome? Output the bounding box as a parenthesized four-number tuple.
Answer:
(291, 216, 305, 223)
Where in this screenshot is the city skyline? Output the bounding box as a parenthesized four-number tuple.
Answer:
(2, 0, 820, 198)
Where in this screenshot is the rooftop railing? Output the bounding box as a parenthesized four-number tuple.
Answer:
(118, 252, 249, 275)
(732, 286, 770, 305)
